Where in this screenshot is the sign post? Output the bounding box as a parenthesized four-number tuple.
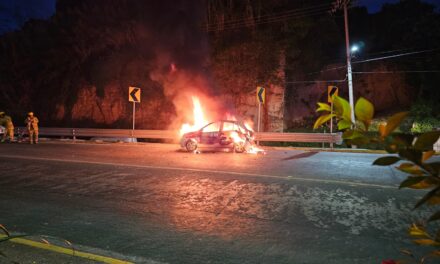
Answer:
(327, 86, 338, 148)
(128, 86, 141, 133)
(256, 86, 265, 145)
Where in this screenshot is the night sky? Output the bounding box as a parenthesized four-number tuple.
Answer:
(0, 0, 439, 35)
(0, 0, 55, 35)
(357, 0, 440, 12)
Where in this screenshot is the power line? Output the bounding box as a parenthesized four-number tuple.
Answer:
(205, 2, 331, 28)
(305, 65, 347, 75)
(205, 4, 333, 32)
(304, 48, 439, 75)
(206, 9, 330, 32)
(286, 78, 347, 84)
(353, 70, 440, 74)
(352, 48, 439, 65)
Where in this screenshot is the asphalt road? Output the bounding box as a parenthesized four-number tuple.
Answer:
(0, 142, 436, 263)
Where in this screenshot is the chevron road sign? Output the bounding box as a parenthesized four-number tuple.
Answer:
(129, 86, 141, 103)
(128, 86, 141, 131)
(327, 86, 338, 103)
(257, 86, 265, 104)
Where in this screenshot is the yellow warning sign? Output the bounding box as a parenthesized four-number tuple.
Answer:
(129, 87, 141, 103)
(327, 86, 338, 103)
(257, 86, 265, 104)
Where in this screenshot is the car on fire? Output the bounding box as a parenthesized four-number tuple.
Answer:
(180, 120, 254, 153)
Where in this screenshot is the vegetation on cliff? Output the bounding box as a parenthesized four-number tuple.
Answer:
(0, 0, 438, 130)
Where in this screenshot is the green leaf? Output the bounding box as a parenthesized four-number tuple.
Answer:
(396, 163, 424, 175)
(428, 211, 440, 222)
(385, 143, 398, 154)
(399, 176, 428, 189)
(333, 95, 352, 121)
(414, 131, 440, 151)
(337, 120, 352, 130)
(313, 114, 336, 129)
(392, 133, 415, 148)
(316, 102, 331, 112)
(399, 176, 438, 189)
(409, 224, 430, 238)
(427, 194, 440, 205)
(425, 162, 440, 176)
(342, 130, 365, 140)
(373, 156, 401, 166)
(355, 97, 374, 130)
(0, 235, 26, 243)
(423, 151, 435, 162)
(383, 112, 409, 137)
(399, 149, 423, 165)
(414, 187, 440, 209)
(0, 224, 9, 237)
(413, 239, 440, 246)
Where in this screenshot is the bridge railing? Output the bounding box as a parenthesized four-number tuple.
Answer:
(14, 127, 342, 144)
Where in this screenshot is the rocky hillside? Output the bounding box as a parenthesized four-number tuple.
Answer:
(0, 0, 438, 131)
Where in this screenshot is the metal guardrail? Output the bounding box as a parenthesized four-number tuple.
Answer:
(15, 127, 177, 140)
(255, 132, 342, 144)
(14, 127, 342, 144)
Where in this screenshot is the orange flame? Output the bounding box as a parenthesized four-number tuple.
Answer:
(244, 121, 254, 132)
(230, 131, 245, 144)
(180, 96, 209, 135)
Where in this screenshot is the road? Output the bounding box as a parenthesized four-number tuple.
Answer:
(0, 142, 434, 263)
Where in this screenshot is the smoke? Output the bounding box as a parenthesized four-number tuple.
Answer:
(65, 0, 216, 128)
(0, 0, 217, 128)
(136, 0, 221, 129)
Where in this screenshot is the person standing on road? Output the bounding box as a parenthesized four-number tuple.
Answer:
(0, 111, 15, 143)
(25, 112, 39, 144)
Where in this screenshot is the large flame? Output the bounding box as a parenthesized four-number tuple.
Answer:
(180, 96, 209, 135)
(230, 131, 245, 144)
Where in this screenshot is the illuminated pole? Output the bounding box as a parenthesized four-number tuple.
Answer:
(132, 101, 135, 131)
(257, 102, 261, 146)
(330, 101, 334, 148)
(343, 2, 356, 125)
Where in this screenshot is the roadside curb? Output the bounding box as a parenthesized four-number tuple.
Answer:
(0, 234, 133, 264)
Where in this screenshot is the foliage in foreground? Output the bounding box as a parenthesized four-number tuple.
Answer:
(314, 95, 440, 263)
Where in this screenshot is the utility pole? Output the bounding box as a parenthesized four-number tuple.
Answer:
(333, 0, 356, 125)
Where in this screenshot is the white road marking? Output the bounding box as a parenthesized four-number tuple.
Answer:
(0, 154, 399, 189)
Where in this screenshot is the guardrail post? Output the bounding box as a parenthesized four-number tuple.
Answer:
(72, 129, 76, 143)
(330, 132, 334, 149)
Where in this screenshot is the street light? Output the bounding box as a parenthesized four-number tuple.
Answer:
(350, 44, 359, 53)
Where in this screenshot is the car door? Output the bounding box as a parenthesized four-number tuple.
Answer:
(219, 121, 237, 147)
(199, 122, 221, 148)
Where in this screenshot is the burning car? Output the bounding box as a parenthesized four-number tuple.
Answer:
(180, 120, 254, 153)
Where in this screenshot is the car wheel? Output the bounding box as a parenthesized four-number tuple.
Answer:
(234, 143, 245, 153)
(185, 140, 198, 152)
